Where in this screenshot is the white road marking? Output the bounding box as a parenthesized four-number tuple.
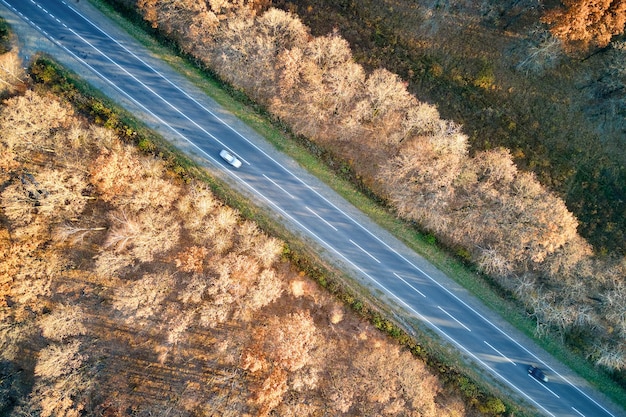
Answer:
(406, 261, 616, 416)
(67, 29, 252, 164)
(20, 0, 253, 168)
(572, 407, 586, 417)
(528, 374, 560, 398)
(365, 283, 556, 417)
(393, 272, 426, 298)
(349, 239, 380, 263)
(0, 6, 237, 190)
(306, 206, 337, 231)
(263, 174, 295, 199)
(484, 341, 516, 365)
(58, 0, 454, 258)
(438, 306, 471, 331)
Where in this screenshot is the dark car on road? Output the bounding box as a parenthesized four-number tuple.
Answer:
(528, 365, 548, 382)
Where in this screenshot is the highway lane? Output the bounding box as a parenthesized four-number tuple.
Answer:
(1, 1, 623, 416)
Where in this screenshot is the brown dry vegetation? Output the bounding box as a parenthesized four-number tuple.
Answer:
(276, 0, 626, 257)
(0, 52, 476, 415)
(542, 0, 626, 51)
(103, 0, 626, 375)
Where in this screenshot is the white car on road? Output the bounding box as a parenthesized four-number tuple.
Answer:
(219, 149, 242, 168)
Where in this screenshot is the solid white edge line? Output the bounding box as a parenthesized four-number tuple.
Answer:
(0, 8, 557, 415)
(66, 28, 253, 164)
(22, 0, 253, 168)
(49, 20, 619, 417)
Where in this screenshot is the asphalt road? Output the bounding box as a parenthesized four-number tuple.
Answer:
(1, 1, 624, 416)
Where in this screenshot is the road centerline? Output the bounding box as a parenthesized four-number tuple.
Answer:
(528, 375, 561, 398)
(438, 306, 471, 331)
(484, 340, 516, 365)
(393, 272, 426, 298)
(306, 206, 338, 231)
(263, 174, 295, 199)
(349, 239, 380, 263)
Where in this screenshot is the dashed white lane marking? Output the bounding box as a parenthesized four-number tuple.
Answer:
(484, 340, 516, 365)
(68, 27, 255, 166)
(349, 239, 380, 263)
(6, 2, 618, 416)
(38, 18, 624, 417)
(393, 272, 426, 298)
(528, 374, 561, 398)
(572, 407, 586, 417)
(306, 207, 337, 231)
(263, 174, 295, 199)
(438, 306, 471, 331)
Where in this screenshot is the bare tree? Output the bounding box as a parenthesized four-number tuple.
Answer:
(243, 310, 318, 374)
(603, 278, 626, 337)
(593, 341, 626, 370)
(103, 207, 180, 262)
(514, 26, 563, 75)
(353, 68, 417, 146)
(111, 271, 175, 321)
(174, 245, 209, 273)
(103, 210, 141, 253)
(92, 250, 135, 278)
(35, 340, 85, 380)
(0, 50, 25, 95)
(29, 340, 92, 417)
(52, 221, 106, 245)
(477, 246, 515, 277)
(39, 304, 87, 342)
(0, 90, 70, 151)
(238, 268, 284, 320)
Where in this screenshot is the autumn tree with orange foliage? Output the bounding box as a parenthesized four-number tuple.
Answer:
(102, 0, 626, 372)
(1, 61, 472, 416)
(542, 0, 626, 51)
